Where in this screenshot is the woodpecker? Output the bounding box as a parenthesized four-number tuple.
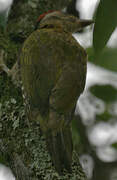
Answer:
(20, 11, 93, 174)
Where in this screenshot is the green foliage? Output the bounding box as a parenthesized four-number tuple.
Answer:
(93, 0, 117, 54)
(87, 47, 117, 72)
(96, 111, 112, 122)
(112, 143, 117, 150)
(90, 85, 117, 103)
(90, 85, 117, 122)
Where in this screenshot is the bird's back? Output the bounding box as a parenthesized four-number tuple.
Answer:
(20, 27, 87, 115)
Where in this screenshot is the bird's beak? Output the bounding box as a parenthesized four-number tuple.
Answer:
(78, 19, 94, 28)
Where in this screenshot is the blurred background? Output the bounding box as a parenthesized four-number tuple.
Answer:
(74, 0, 117, 180)
(0, 0, 117, 179)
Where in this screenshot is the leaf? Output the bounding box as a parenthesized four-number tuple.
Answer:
(112, 143, 117, 150)
(93, 0, 117, 54)
(87, 47, 117, 72)
(90, 85, 117, 102)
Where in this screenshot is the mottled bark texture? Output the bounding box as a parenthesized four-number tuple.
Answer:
(0, 0, 87, 179)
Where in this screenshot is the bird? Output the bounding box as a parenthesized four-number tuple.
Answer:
(20, 10, 93, 174)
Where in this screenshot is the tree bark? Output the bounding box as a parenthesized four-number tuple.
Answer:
(0, 1, 87, 179)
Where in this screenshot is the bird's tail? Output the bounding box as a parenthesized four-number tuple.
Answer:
(46, 126, 73, 175)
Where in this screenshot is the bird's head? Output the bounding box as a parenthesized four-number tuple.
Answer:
(35, 10, 93, 33)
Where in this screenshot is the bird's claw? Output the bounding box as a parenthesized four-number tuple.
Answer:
(0, 49, 10, 76)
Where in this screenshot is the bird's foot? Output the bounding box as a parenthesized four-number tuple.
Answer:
(0, 49, 10, 76)
(0, 49, 20, 86)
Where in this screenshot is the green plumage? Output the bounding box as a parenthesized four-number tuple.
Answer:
(20, 12, 90, 174)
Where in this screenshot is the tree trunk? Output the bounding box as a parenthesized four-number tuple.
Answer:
(0, 1, 87, 179)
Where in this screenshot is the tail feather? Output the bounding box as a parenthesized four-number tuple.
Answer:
(46, 127, 73, 174)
